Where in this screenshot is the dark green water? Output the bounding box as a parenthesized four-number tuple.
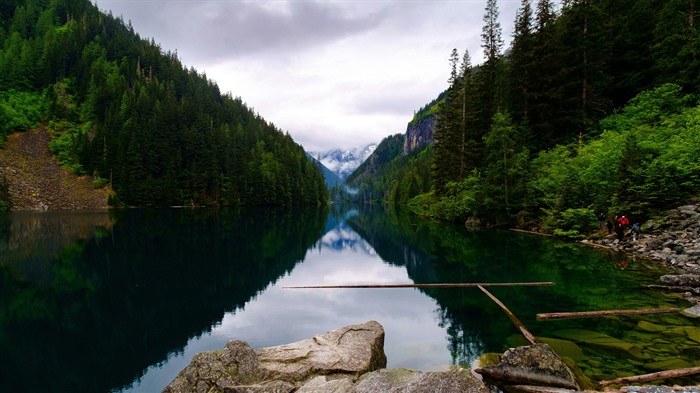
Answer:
(0, 206, 697, 392)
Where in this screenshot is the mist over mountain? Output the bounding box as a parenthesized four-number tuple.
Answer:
(309, 145, 377, 180)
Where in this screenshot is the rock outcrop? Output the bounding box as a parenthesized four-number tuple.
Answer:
(164, 321, 387, 393)
(403, 114, 435, 155)
(164, 320, 492, 393)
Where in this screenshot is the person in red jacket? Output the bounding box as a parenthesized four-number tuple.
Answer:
(619, 215, 629, 227)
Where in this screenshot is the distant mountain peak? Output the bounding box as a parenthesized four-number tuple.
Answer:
(310, 144, 376, 180)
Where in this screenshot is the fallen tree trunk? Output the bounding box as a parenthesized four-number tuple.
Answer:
(284, 282, 554, 289)
(537, 307, 680, 320)
(598, 366, 700, 387)
(477, 285, 537, 345)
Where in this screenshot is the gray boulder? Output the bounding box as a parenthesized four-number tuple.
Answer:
(163, 321, 386, 393)
(163, 340, 259, 393)
(660, 274, 700, 287)
(255, 320, 387, 382)
(475, 343, 579, 392)
(352, 367, 489, 393)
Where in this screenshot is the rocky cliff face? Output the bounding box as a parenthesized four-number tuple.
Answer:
(403, 114, 436, 155)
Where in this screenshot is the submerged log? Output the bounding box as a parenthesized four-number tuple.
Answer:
(598, 366, 700, 387)
(477, 285, 537, 345)
(537, 308, 681, 320)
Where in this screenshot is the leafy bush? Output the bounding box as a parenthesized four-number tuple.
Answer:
(529, 84, 700, 231)
(92, 176, 108, 188)
(48, 119, 87, 175)
(0, 89, 49, 144)
(557, 208, 597, 235)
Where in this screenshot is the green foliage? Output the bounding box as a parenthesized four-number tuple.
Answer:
(0, 90, 48, 145)
(48, 119, 87, 174)
(530, 84, 700, 227)
(549, 208, 597, 239)
(92, 176, 108, 188)
(407, 94, 444, 128)
(0, 0, 327, 207)
(420, 172, 484, 223)
(347, 134, 422, 204)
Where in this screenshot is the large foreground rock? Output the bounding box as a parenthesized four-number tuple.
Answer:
(164, 321, 491, 393)
(164, 321, 387, 393)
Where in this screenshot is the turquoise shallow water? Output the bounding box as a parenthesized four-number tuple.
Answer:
(0, 206, 696, 392)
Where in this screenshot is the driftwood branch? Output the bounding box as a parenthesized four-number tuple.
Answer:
(598, 366, 700, 387)
(477, 285, 538, 345)
(537, 307, 681, 320)
(284, 282, 555, 289)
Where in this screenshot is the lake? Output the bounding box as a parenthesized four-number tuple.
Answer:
(1, 205, 698, 392)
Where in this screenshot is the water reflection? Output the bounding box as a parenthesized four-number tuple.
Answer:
(0, 207, 327, 393)
(1, 206, 697, 392)
(126, 205, 457, 391)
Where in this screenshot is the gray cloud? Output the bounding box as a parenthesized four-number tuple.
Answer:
(94, 0, 553, 152)
(98, 1, 388, 63)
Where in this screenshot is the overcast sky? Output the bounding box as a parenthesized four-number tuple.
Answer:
(92, 0, 528, 153)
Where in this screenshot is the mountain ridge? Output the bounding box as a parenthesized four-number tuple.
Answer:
(309, 144, 376, 180)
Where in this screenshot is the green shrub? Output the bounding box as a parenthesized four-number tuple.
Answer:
(48, 119, 87, 175)
(557, 208, 597, 233)
(92, 176, 108, 188)
(0, 90, 49, 138)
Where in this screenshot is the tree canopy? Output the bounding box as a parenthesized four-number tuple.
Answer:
(350, 0, 700, 235)
(0, 0, 327, 209)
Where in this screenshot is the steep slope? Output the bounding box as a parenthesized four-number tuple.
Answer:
(0, 127, 109, 210)
(306, 153, 344, 188)
(0, 0, 327, 207)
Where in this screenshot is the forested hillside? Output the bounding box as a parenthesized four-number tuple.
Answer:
(0, 0, 327, 209)
(351, 0, 700, 236)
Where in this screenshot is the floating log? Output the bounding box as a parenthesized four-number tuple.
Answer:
(536, 307, 681, 320)
(477, 285, 538, 345)
(283, 282, 555, 289)
(598, 366, 700, 387)
(510, 228, 554, 237)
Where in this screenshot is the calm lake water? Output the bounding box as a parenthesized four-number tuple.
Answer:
(1, 205, 698, 392)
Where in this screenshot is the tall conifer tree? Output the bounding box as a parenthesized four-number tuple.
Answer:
(432, 49, 462, 193)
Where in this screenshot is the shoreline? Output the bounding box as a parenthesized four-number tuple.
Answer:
(511, 204, 700, 306)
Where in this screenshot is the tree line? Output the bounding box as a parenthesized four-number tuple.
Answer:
(350, 0, 700, 235)
(0, 0, 328, 209)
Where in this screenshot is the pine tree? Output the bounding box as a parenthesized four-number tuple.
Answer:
(431, 49, 462, 193)
(528, 0, 560, 148)
(509, 0, 534, 124)
(652, 0, 700, 91)
(479, 0, 504, 118)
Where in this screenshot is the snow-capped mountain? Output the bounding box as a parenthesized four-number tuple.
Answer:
(309, 144, 377, 180)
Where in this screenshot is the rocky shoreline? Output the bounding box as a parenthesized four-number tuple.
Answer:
(164, 320, 700, 393)
(581, 204, 700, 306)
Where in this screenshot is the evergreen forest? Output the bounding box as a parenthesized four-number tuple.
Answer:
(0, 0, 328, 208)
(349, 0, 700, 237)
